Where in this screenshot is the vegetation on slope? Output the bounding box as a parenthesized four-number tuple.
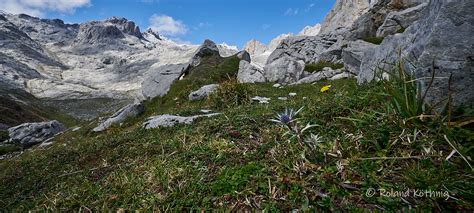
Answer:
(0, 86, 78, 128)
(304, 60, 344, 73)
(0, 55, 472, 211)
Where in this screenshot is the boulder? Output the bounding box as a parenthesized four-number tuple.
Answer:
(292, 68, 344, 85)
(237, 51, 251, 63)
(237, 61, 266, 83)
(264, 57, 305, 84)
(141, 63, 190, 99)
(189, 39, 220, 66)
(8, 120, 65, 148)
(358, 0, 474, 107)
(143, 113, 220, 129)
(188, 84, 219, 101)
(252, 96, 271, 104)
(329, 72, 355, 80)
(93, 102, 145, 132)
(376, 3, 428, 37)
(342, 40, 377, 75)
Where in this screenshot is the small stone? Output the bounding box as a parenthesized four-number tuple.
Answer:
(278, 97, 288, 101)
(252, 96, 271, 104)
(289, 93, 297, 97)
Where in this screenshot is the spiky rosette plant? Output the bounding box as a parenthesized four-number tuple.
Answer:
(270, 107, 317, 148)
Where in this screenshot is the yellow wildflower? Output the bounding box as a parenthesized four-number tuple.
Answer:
(320, 85, 331, 92)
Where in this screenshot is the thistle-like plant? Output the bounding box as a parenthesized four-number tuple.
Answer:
(270, 107, 317, 147)
(304, 133, 323, 150)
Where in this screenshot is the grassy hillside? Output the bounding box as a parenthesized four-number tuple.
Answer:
(0, 87, 77, 128)
(0, 55, 472, 211)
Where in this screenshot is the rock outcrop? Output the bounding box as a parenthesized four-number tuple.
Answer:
(342, 40, 377, 75)
(237, 51, 251, 63)
(237, 61, 266, 83)
(8, 120, 65, 148)
(319, 0, 371, 35)
(143, 113, 220, 129)
(141, 63, 190, 99)
(216, 43, 239, 57)
(93, 102, 145, 132)
(188, 84, 219, 101)
(189, 39, 220, 66)
(292, 67, 346, 85)
(264, 57, 305, 84)
(299, 24, 322, 36)
(358, 0, 474, 107)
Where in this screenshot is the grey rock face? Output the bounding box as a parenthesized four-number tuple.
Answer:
(105, 17, 143, 39)
(237, 61, 266, 83)
(8, 120, 65, 148)
(345, 0, 392, 40)
(358, 0, 474, 107)
(237, 51, 251, 63)
(141, 63, 190, 99)
(319, 0, 371, 35)
(266, 36, 329, 65)
(93, 102, 145, 132)
(216, 44, 239, 57)
(376, 3, 428, 37)
(188, 84, 219, 101)
(74, 22, 125, 45)
(6, 14, 79, 45)
(292, 68, 345, 85)
(342, 40, 377, 75)
(143, 113, 220, 129)
(264, 57, 305, 84)
(189, 39, 220, 66)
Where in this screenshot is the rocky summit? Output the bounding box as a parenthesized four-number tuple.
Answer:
(0, 0, 472, 211)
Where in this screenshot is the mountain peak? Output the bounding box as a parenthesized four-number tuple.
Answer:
(299, 23, 321, 36)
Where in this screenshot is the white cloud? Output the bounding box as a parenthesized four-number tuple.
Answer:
(305, 3, 315, 12)
(284, 8, 299, 16)
(193, 22, 211, 30)
(262, 24, 271, 30)
(0, 0, 91, 17)
(148, 14, 188, 36)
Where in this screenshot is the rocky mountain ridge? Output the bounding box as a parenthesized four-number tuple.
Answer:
(0, 13, 238, 101)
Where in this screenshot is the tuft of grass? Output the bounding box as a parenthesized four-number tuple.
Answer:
(305, 61, 344, 73)
(209, 79, 256, 109)
(396, 27, 406, 34)
(0, 144, 21, 155)
(381, 58, 427, 122)
(362, 37, 385, 45)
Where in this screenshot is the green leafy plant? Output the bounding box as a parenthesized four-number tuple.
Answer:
(381, 57, 430, 122)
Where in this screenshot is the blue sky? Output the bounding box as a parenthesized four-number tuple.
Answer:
(1, 0, 336, 48)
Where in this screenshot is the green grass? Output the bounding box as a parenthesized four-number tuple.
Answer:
(362, 37, 385, 45)
(305, 61, 344, 73)
(0, 130, 8, 142)
(0, 55, 472, 211)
